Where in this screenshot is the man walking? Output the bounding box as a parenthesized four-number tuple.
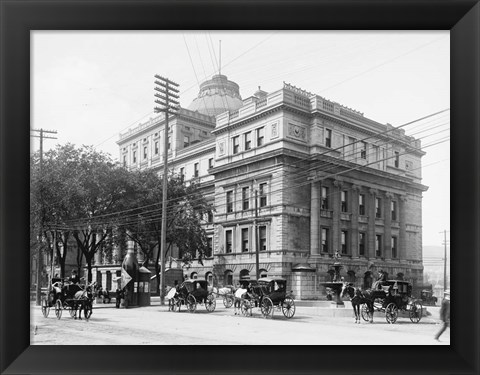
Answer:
(435, 290, 450, 341)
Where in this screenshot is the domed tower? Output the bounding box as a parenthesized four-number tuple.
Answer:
(188, 74, 243, 117)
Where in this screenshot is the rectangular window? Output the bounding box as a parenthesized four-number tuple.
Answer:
(259, 226, 267, 250)
(325, 129, 332, 148)
(242, 187, 249, 210)
(180, 167, 184, 178)
(321, 228, 329, 253)
(209, 158, 214, 169)
(359, 232, 366, 256)
(376, 235, 382, 257)
(143, 146, 147, 159)
(341, 191, 348, 213)
(206, 238, 213, 258)
(361, 142, 367, 159)
(207, 211, 213, 223)
(168, 136, 171, 150)
(233, 136, 240, 154)
(155, 141, 159, 155)
(133, 151, 137, 163)
(394, 151, 400, 168)
(373, 145, 379, 162)
(391, 236, 397, 258)
(257, 127, 265, 147)
(375, 197, 382, 218)
(244, 132, 251, 150)
(123, 155, 126, 167)
(184, 136, 190, 148)
(348, 137, 356, 157)
(321, 187, 329, 210)
(391, 201, 397, 221)
(359, 194, 365, 216)
(226, 191, 233, 213)
(259, 183, 267, 207)
(341, 231, 348, 254)
(194, 163, 199, 178)
(225, 230, 232, 253)
(241, 228, 249, 252)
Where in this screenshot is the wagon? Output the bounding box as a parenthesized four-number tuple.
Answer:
(41, 278, 94, 320)
(361, 280, 423, 324)
(239, 277, 295, 319)
(168, 279, 216, 313)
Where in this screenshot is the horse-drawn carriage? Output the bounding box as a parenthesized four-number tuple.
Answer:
(364, 280, 422, 324)
(238, 277, 296, 319)
(342, 279, 423, 324)
(420, 289, 438, 306)
(41, 278, 94, 320)
(211, 285, 235, 308)
(167, 279, 216, 313)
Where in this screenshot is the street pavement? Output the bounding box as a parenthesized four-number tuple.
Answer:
(31, 299, 450, 345)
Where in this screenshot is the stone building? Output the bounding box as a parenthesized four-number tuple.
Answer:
(99, 73, 427, 299)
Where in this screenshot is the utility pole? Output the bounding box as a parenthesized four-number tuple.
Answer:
(154, 75, 179, 305)
(31, 128, 57, 305)
(255, 189, 259, 278)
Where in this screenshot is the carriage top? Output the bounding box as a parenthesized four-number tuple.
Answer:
(180, 279, 209, 292)
(378, 280, 413, 298)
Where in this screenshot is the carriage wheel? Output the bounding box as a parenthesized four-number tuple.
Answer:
(240, 299, 252, 316)
(186, 295, 197, 313)
(54, 300, 63, 320)
(223, 294, 234, 308)
(41, 298, 50, 318)
(361, 304, 370, 321)
(385, 303, 398, 324)
(261, 297, 273, 318)
(205, 294, 216, 312)
(409, 301, 423, 323)
(281, 297, 296, 319)
(84, 301, 93, 320)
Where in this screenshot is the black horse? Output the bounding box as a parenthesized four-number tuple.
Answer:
(341, 283, 376, 323)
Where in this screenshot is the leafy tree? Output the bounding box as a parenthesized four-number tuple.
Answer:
(31, 144, 136, 282)
(116, 170, 213, 294)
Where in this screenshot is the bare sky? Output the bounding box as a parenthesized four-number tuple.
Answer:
(31, 31, 450, 247)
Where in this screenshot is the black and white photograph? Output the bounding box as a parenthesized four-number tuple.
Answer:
(29, 30, 451, 345)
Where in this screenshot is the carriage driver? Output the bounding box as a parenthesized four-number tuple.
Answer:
(69, 270, 80, 284)
(372, 269, 387, 290)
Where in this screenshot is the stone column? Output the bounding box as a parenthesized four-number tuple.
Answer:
(384, 192, 393, 259)
(350, 185, 360, 258)
(310, 181, 320, 255)
(399, 195, 407, 261)
(368, 188, 377, 259)
(332, 180, 342, 254)
(101, 270, 107, 289)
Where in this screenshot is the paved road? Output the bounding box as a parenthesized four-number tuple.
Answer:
(31, 301, 450, 345)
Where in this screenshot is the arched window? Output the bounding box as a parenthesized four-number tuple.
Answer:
(363, 271, 373, 289)
(347, 270, 356, 284)
(190, 272, 198, 280)
(239, 269, 250, 280)
(205, 272, 213, 285)
(224, 270, 233, 286)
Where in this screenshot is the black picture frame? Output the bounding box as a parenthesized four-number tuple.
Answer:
(1, 1, 478, 374)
